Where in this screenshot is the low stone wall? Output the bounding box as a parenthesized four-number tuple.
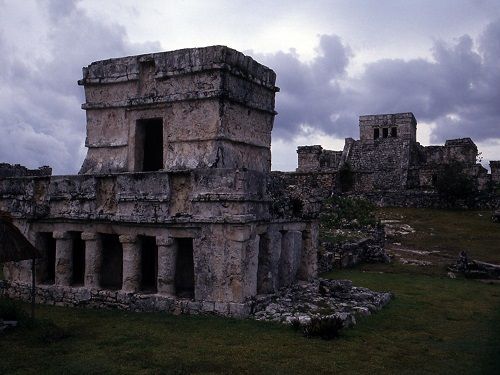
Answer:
(346, 190, 500, 209)
(318, 227, 388, 274)
(1, 281, 251, 318)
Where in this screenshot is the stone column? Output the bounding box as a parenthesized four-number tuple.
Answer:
(279, 230, 302, 287)
(156, 236, 177, 296)
(120, 235, 140, 293)
(82, 232, 101, 289)
(298, 224, 318, 281)
(53, 231, 72, 286)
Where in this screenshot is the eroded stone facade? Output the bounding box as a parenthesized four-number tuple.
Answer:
(0, 46, 317, 317)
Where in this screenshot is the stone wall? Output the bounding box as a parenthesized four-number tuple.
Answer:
(297, 146, 342, 172)
(424, 138, 477, 165)
(318, 226, 387, 273)
(491, 161, 500, 185)
(0, 163, 52, 178)
(268, 171, 336, 219)
(1, 281, 251, 317)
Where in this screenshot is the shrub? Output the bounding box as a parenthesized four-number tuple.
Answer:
(434, 162, 477, 205)
(299, 316, 344, 340)
(320, 195, 376, 230)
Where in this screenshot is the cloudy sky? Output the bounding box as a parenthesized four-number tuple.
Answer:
(1, 0, 499, 173)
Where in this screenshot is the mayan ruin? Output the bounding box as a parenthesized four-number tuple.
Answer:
(296, 112, 499, 206)
(0, 47, 321, 317)
(1, 45, 499, 318)
(2, 5, 500, 370)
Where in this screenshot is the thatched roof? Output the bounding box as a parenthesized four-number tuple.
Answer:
(0, 211, 40, 262)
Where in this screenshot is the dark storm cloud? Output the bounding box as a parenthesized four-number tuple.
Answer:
(257, 35, 358, 139)
(261, 19, 500, 144)
(0, 0, 160, 174)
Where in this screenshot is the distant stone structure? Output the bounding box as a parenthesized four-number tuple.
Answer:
(297, 112, 498, 206)
(0, 163, 52, 178)
(0, 46, 317, 317)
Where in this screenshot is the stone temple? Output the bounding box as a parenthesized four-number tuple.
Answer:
(296, 112, 499, 205)
(0, 46, 317, 317)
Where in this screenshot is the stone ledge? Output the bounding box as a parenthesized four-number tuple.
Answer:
(2, 282, 253, 318)
(81, 90, 277, 115)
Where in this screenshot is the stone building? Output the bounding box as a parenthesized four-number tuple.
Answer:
(297, 112, 497, 200)
(0, 46, 317, 316)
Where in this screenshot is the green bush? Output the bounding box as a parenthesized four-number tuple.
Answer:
(434, 162, 477, 205)
(320, 195, 376, 229)
(296, 316, 344, 340)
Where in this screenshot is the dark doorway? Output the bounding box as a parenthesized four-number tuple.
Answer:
(175, 238, 194, 298)
(100, 234, 123, 290)
(70, 232, 85, 286)
(137, 118, 163, 172)
(382, 128, 389, 138)
(38, 232, 56, 284)
(374, 128, 380, 140)
(139, 235, 158, 292)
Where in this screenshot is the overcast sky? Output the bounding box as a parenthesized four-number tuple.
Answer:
(0, 0, 499, 173)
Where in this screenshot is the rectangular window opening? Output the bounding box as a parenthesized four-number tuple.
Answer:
(391, 127, 398, 137)
(374, 128, 380, 139)
(100, 234, 123, 290)
(174, 238, 194, 299)
(136, 118, 163, 172)
(382, 128, 389, 138)
(139, 235, 158, 293)
(70, 231, 85, 286)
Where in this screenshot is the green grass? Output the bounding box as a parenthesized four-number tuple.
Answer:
(1, 208, 499, 374)
(1, 271, 499, 374)
(378, 208, 500, 263)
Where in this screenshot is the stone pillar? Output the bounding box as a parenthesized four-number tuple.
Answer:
(119, 235, 140, 293)
(156, 236, 177, 296)
(297, 223, 318, 281)
(278, 230, 302, 288)
(53, 231, 72, 286)
(268, 227, 282, 292)
(82, 232, 101, 289)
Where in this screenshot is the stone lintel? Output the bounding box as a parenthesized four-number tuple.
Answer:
(119, 234, 137, 244)
(81, 232, 98, 241)
(52, 231, 71, 240)
(156, 236, 174, 247)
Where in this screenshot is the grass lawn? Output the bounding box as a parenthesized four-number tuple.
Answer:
(377, 208, 500, 264)
(1, 208, 499, 374)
